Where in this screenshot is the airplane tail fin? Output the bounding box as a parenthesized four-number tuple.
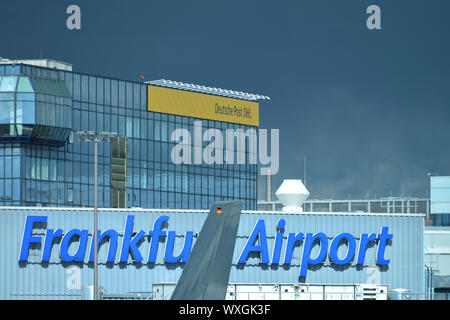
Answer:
(170, 201, 243, 300)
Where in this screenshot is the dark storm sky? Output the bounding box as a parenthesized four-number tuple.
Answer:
(1, 0, 449, 199)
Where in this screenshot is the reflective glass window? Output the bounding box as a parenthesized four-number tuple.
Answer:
(97, 77, 103, 104)
(11, 155, 19, 178)
(0, 76, 17, 91)
(104, 113, 110, 132)
(41, 158, 49, 180)
(73, 109, 80, 130)
(104, 79, 110, 105)
(140, 118, 147, 139)
(16, 77, 33, 92)
(35, 103, 44, 124)
(126, 117, 133, 137)
(4, 179, 11, 199)
(45, 103, 56, 126)
(15, 102, 23, 125)
(133, 118, 140, 138)
(4, 155, 11, 178)
(89, 76, 96, 103)
(126, 82, 132, 108)
(81, 184, 88, 205)
(111, 80, 118, 106)
(0, 93, 14, 101)
(81, 162, 88, 184)
(154, 120, 160, 140)
(119, 81, 125, 107)
(73, 74, 80, 100)
(118, 116, 125, 136)
(111, 114, 118, 132)
(63, 106, 71, 128)
(16, 93, 35, 101)
(81, 110, 88, 131)
(133, 83, 140, 108)
(55, 106, 64, 127)
(88, 111, 96, 131)
(141, 85, 147, 107)
(96, 113, 103, 132)
(161, 121, 168, 141)
(0, 101, 14, 124)
(81, 75, 89, 101)
(64, 72, 73, 96)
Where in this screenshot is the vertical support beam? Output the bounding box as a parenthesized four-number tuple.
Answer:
(94, 140, 98, 300)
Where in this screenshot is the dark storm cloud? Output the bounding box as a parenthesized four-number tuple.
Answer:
(1, 0, 449, 200)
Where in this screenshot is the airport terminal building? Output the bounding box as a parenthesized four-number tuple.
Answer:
(0, 58, 265, 210)
(0, 58, 436, 300)
(0, 206, 425, 300)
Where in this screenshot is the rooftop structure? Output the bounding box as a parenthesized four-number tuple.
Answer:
(147, 79, 270, 101)
(0, 58, 72, 71)
(0, 58, 266, 209)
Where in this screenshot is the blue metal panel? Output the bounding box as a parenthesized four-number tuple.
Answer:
(0, 207, 424, 299)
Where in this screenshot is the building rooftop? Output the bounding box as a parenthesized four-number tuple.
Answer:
(0, 205, 425, 217)
(147, 79, 270, 102)
(0, 58, 72, 71)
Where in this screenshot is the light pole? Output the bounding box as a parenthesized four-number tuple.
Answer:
(77, 130, 117, 300)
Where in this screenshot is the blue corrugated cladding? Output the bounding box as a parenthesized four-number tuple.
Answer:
(0, 207, 424, 299)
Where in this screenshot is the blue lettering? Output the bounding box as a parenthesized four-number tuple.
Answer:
(271, 219, 286, 264)
(376, 226, 393, 265)
(148, 215, 169, 263)
(329, 232, 356, 265)
(164, 231, 194, 263)
(18, 215, 393, 274)
(19, 216, 47, 261)
(300, 232, 328, 277)
(60, 229, 89, 262)
(283, 232, 304, 265)
(357, 233, 377, 265)
(238, 219, 269, 264)
(120, 215, 145, 263)
(88, 229, 119, 263)
(42, 228, 63, 262)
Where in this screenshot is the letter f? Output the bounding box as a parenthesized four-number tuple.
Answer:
(19, 216, 47, 261)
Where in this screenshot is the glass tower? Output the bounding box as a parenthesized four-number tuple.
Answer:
(0, 61, 259, 210)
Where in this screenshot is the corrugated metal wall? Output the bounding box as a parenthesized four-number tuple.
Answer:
(0, 207, 424, 299)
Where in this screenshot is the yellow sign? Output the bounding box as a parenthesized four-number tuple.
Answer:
(147, 85, 259, 126)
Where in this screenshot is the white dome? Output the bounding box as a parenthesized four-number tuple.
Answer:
(275, 179, 310, 213)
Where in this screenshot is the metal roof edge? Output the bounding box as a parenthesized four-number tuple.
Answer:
(0, 206, 425, 218)
(0, 206, 210, 214)
(242, 210, 426, 217)
(147, 79, 270, 102)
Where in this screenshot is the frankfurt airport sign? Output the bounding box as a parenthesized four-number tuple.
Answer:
(19, 215, 393, 277)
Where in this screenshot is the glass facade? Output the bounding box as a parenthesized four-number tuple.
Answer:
(0, 63, 257, 209)
(0, 74, 72, 145)
(432, 214, 450, 226)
